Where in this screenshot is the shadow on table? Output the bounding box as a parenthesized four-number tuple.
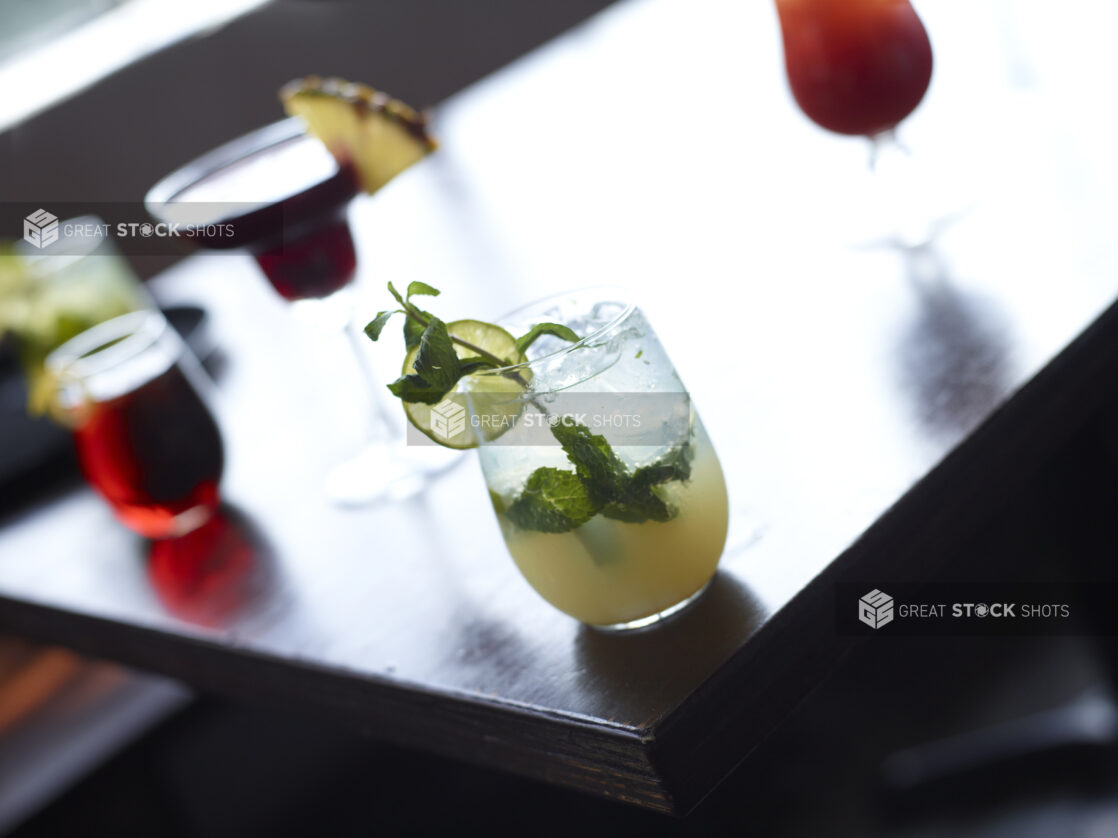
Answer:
(574, 572, 767, 716)
(894, 242, 1015, 442)
(146, 503, 279, 629)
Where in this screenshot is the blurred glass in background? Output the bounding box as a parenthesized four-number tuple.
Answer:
(0, 217, 150, 415)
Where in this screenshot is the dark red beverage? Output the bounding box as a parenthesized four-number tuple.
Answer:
(251, 209, 357, 301)
(775, 0, 933, 137)
(51, 312, 224, 539)
(148, 122, 360, 302)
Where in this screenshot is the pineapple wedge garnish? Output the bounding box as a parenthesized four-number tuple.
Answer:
(280, 76, 437, 194)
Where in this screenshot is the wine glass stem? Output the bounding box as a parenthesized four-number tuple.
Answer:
(341, 321, 402, 443)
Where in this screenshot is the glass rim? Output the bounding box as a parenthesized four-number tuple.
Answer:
(144, 117, 307, 220)
(470, 285, 637, 379)
(46, 310, 169, 382)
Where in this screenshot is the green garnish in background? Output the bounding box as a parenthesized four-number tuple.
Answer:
(0, 244, 145, 415)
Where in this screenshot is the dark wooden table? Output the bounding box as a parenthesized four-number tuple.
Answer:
(3, 0, 1118, 814)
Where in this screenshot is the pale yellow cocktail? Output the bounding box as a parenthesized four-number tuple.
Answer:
(472, 291, 729, 629)
(492, 423, 728, 627)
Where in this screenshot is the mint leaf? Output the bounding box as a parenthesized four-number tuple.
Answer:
(407, 281, 440, 300)
(602, 487, 675, 523)
(381, 281, 432, 349)
(457, 356, 503, 375)
(387, 373, 451, 404)
(364, 309, 400, 341)
(387, 281, 406, 307)
(413, 316, 460, 390)
(403, 307, 430, 350)
(631, 445, 692, 488)
(505, 468, 599, 533)
(551, 421, 627, 504)
(604, 445, 692, 522)
(387, 316, 463, 404)
(605, 445, 690, 522)
(515, 322, 580, 356)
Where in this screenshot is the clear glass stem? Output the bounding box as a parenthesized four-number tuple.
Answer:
(341, 319, 402, 443)
(292, 288, 399, 446)
(857, 131, 976, 250)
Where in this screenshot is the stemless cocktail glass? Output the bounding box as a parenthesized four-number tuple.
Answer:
(146, 118, 452, 506)
(462, 290, 729, 630)
(47, 310, 225, 539)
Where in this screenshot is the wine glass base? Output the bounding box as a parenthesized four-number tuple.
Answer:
(586, 579, 713, 633)
(324, 442, 465, 507)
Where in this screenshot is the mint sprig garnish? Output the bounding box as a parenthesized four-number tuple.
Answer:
(503, 421, 692, 534)
(364, 282, 578, 407)
(386, 316, 478, 404)
(364, 280, 440, 348)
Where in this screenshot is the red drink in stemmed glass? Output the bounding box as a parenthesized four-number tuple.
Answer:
(774, 0, 933, 137)
(774, 0, 949, 246)
(146, 111, 457, 506)
(48, 311, 224, 539)
(151, 120, 361, 302)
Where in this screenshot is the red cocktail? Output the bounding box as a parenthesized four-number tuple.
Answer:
(774, 0, 933, 137)
(48, 311, 224, 538)
(147, 119, 360, 303)
(775, 0, 950, 245)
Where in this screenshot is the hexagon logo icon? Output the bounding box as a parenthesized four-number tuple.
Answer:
(430, 398, 466, 442)
(858, 589, 894, 629)
(24, 209, 59, 249)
